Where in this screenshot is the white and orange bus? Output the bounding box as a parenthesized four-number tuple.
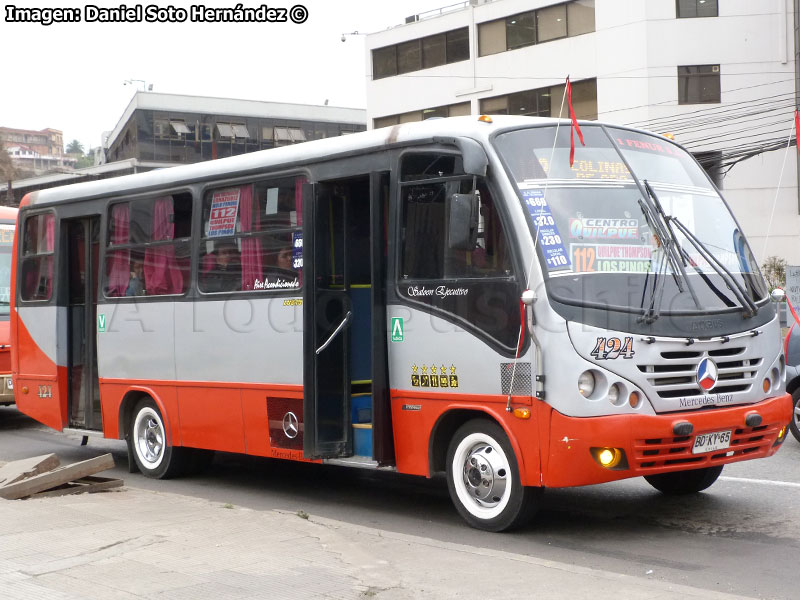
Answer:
(0, 206, 18, 406)
(11, 116, 792, 530)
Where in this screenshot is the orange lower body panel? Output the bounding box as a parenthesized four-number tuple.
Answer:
(542, 393, 792, 488)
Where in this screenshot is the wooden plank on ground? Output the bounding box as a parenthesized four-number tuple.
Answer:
(30, 476, 124, 499)
(0, 454, 115, 500)
(0, 454, 60, 487)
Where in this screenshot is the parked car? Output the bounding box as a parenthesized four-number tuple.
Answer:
(783, 323, 800, 442)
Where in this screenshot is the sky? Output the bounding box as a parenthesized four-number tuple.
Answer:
(1, 0, 448, 150)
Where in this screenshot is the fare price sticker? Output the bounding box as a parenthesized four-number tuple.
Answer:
(522, 189, 570, 271)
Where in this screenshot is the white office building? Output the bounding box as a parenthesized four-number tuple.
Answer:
(365, 0, 799, 264)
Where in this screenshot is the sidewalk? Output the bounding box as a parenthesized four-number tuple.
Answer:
(0, 486, 755, 600)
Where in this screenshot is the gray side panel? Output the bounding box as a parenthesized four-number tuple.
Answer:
(174, 298, 303, 384)
(387, 305, 531, 397)
(97, 303, 176, 381)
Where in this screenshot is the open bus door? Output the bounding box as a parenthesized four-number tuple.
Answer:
(303, 174, 392, 462)
(303, 181, 352, 458)
(63, 216, 102, 431)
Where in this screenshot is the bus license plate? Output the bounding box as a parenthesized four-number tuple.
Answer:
(692, 430, 731, 454)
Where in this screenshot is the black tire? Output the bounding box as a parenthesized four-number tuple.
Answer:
(446, 419, 541, 532)
(129, 398, 186, 479)
(790, 389, 800, 443)
(644, 465, 724, 495)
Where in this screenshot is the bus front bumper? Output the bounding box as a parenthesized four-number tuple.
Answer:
(542, 393, 792, 488)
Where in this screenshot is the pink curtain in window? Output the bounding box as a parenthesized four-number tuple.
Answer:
(144, 197, 183, 295)
(107, 204, 130, 296)
(240, 185, 262, 290)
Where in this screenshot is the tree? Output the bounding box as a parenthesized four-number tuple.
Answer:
(65, 139, 84, 155)
(761, 255, 786, 290)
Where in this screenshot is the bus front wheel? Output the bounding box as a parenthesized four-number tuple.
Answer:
(644, 465, 723, 495)
(129, 398, 185, 479)
(446, 419, 540, 532)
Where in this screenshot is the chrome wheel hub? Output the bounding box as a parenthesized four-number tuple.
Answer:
(462, 444, 508, 508)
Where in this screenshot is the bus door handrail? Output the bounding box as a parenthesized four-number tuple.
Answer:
(316, 311, 352, 355)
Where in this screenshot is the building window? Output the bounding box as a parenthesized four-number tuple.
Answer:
(480, 1, 594, 56)
(678, 65, 720, 104)
(372, 27, 469, 80)
(397, 39, 422, 74)
(445, 28, 470, 63)
(676, 0, 718, 18)
(480, 79, 597, 120)
(506, 11, 537, 50)
(422, 34, 446, 67)
(537, 4, 567, 43)
(568, 0, 595, 36)
(373, 102, 472, 129)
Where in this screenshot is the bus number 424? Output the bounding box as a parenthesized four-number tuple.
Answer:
(590, 337, 635, 360)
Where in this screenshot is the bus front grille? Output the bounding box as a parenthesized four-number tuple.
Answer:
(637, 347, 761, 399)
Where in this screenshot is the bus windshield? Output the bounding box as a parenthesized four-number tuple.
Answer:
(0, 222, 13, 316)
(494, 125, 767, 315)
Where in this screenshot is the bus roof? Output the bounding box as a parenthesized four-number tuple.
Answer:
(21, 115, 581, 209)
(20, 115, 648, 208)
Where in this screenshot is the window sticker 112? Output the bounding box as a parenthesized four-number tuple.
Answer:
(591, 337, 635, 360)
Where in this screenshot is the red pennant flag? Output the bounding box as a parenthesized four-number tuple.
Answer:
(567, 76, 585, 167)
(795, 109, 800, 156)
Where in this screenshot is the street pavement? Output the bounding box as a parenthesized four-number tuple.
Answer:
(0, 482, 760, 599)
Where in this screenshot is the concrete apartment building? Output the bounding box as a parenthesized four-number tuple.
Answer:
(365, 0, 799, 264)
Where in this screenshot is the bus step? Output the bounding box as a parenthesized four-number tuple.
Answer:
(324, 456, 393, 471)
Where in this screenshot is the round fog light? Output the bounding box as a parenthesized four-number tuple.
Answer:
(578, 371, 596, 397)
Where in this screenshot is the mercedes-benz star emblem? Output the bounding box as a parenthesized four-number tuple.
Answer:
(697, 357, 719, 391)
(282, 411, 299, 439)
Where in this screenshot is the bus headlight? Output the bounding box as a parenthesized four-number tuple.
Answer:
(578, 371, 595, 397)
(607, 383, 621, 405)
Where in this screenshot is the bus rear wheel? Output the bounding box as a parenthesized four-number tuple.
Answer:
(129, 398, 185, 479)
(446, 419, 540, 532)
(644, 465, 723, 495)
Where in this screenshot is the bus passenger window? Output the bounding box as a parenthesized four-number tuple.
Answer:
(199, 177, 303, 293)
(104, 194, 192, 298)
(20, 213, 55, 302)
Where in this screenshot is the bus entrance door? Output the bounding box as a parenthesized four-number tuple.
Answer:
(63, 216, 102, 431)
(303, 182, 352, 458)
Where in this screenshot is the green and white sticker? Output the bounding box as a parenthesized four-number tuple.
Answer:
(391, 317, 404, 342)
(97, 314, 106, 333)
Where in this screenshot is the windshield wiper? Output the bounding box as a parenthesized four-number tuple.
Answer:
(636, 182, 701, 322)
(668, 216, 758, 317)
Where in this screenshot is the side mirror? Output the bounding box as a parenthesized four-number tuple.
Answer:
(447, 192, 478, 250)
(770, 288, 786, 303)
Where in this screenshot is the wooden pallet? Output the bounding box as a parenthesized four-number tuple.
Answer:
(0, 454, 122, 500)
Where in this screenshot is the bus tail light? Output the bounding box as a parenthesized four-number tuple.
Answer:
(590, 447, 628, 470)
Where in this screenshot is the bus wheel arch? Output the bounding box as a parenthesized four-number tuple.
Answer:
(444, 418, 541, 531)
